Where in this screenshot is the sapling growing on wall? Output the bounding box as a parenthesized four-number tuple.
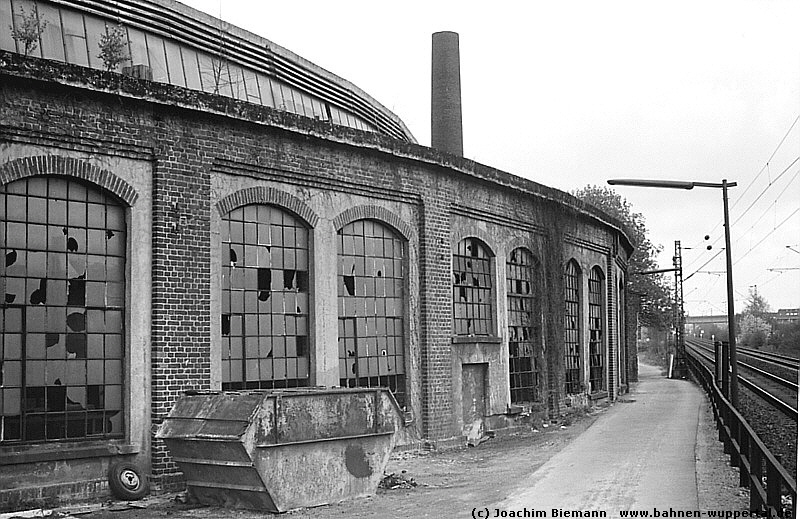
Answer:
(9, 6, 48, 56)
(98, 24, 130, 71)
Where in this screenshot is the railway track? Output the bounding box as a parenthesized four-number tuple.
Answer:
(685, 337, 798, 420)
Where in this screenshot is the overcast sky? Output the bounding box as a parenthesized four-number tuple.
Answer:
(182, 0, 800, 316)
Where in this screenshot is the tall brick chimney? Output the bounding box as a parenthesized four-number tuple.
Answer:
(431, 31, 463, 156)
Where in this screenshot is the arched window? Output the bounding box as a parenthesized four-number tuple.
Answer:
(1, 176, 126, 443)
(588, 267, 605, 392)
(564, 260, 582, 395)
(453, 238, 493, 336)
(220, 204, 310, 389)
(506, 248, 542, 403)
(337, 220, 406, 407)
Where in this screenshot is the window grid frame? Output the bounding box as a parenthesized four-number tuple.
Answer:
(506, 248, 542, 404)
(1, 176, 126, 445)
(337, 219, 406, 408)
(588, 268, 605, 393)
(564, 260, 582, 395)
(220, 204, 310, 391)
(452, 238, 493, 336)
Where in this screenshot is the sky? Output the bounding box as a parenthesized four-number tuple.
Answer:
(182, 0, 800, 316)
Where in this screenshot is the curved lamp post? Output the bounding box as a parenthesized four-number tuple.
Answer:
(607, 178, 739, 408)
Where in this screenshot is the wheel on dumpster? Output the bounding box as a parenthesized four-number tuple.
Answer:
(108, 461, 149, 500)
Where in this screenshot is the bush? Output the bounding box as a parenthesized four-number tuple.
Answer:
(770, 321, 800, 355)
(10, 6, 47, 57)
(98, 24, 129, 71)
(738, 314, 771, 349)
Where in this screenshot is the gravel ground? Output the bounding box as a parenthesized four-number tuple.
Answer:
(738, 387, 797, 481)
(695, 400, 750, 511)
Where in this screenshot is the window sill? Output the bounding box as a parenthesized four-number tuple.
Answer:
(451, 336, 502, 345)
(0, 441, 138, 465)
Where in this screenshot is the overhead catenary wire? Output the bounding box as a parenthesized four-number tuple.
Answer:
(733, 207, 800, 266)
(730, 113, 800, 213)
(685, 173, 798, 313)
(684, 248, 725, 282)
(733, 162, 800, 247)
(683, 115, 800, 271)
(685, 155, 799, 271)
(730, 155, 800, 228)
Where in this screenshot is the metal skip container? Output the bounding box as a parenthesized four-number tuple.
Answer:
(156, 388, 407, 512)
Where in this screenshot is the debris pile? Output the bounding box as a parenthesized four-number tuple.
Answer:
(379, 470, 418, 490)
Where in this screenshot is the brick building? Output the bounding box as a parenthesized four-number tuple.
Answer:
(0, 0, 634, 509)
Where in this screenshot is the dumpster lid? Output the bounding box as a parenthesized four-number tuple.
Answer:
(157, 391, 266, 440)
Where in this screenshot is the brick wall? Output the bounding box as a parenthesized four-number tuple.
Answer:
(148, 116, 214, 485)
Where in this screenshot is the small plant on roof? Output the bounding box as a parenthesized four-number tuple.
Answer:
(98, 24, 130, 71)
(9, 6, 48, 57)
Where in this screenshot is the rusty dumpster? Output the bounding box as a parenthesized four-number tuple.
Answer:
(155, 387, 406, 512)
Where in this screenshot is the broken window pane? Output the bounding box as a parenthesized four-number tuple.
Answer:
(564, 260, 582, 395)
(506, 248, 542, 404)
(221, 204, 310, 390)
(337, 220, 406, 408)
(453, 238, 493, 337)
(0, 176, 125, 444)
(588, 267, 605, 393)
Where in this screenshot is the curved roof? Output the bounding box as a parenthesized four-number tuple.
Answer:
(0, 0, 416, 142)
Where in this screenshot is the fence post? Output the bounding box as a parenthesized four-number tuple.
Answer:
(721, 341, 730, 402)
(749, 441, 763, 512)
(766, 459, 781, 515)
(739, 432, 749, 488)
(714, 340, 721, 385)
(729, 416, 740, 467)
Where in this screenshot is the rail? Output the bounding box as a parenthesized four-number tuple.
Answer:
(738, 346, 800, 371)
(685, 340, 798, 421)
(686, 348, 797, 516)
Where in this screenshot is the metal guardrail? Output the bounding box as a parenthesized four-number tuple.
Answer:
(686, 350, 797, 517)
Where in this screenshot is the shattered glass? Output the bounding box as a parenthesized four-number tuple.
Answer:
(0, 176, 125, 443)
(337, 220, 406, 407)
(221, 204, 310, 390)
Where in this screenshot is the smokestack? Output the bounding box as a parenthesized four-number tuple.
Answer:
(431, 31, 463, 156)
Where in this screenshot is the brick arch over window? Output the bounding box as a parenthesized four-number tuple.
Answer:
(0, 156, 139, 206)
(333, 206, 414, 241)
(216, 187, 319, 228)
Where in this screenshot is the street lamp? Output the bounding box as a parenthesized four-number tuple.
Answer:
(607, 178, 739, 408)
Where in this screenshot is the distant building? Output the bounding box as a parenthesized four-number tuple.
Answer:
(773, 308, 800, 326)
(685, 315, 728, 337)
(685, 309, 800, 338)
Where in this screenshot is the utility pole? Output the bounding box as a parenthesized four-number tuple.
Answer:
(722, 179, 739, 408)
(637, 255, 685, 379)
(673, 241, 685, 378)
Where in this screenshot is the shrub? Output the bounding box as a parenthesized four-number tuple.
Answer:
(10, 6, 48, 57)
(98, 24, 130, 71)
